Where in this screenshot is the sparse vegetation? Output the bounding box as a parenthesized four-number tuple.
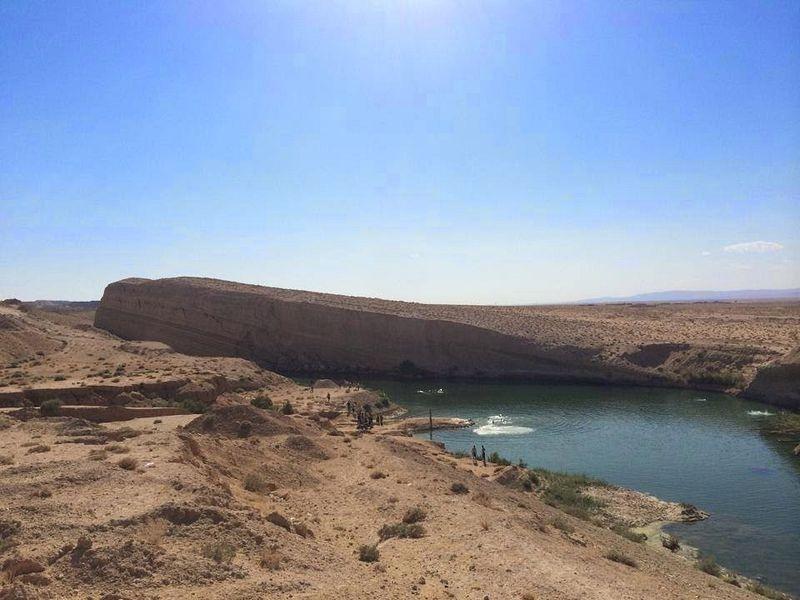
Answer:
(612, 525, 646, 543)
(402, 506, 426, 524)
(661, 534, 680, 552)
(488, 451, 512, 466)
(39, 399, 61, 417)
(378, 522, 426, 541)
(26, 444, 50, 454)
(243, 472, 269, 492)
(358, 544, 379, 562)
(88, 449, 108, 461)
(530, 469, 606, 521)
(747, 581, 790, 599)
(105, 444, 129, 454)
(761, 413, 800, 436)
(0, 454, 13, 466)
(370, 470, 387, 479)
(550, 517, 574, 534)
(280, 401, 295, 415)
(450, 482, 469, 494)
(697, 555, 722, 577)
(605, 550, 638, 568)
(260, 546, 282, 570)
(180, 398, 207, 414)
(251, 395, 272, 409)
(138, 517, 169, 546)
(237, 420, 252, 437)
(202, 541, 236, 563)
(117, 457, 138, 470)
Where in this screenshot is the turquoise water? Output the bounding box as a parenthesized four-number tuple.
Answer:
(365, 380, 800, 597)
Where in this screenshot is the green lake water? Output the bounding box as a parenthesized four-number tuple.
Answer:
(364, 380, 800, 597)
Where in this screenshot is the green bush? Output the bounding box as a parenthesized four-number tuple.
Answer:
(39, 399, 61, 417)
(251, 395, 272, 410)
(488, 451, 511, 466)
(378, 522, 425, 541)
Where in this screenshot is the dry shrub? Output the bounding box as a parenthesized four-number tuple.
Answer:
(480, 520, 490, 531)
(26, 445, 50, 454)
(106, 444, 129, 454)
(378, 522, 425, 541)
(472, 491, 493, 508)
(550, 517, 574, 534)
(605, 550, 638, 568)
(370, 471, 387, 480)
(202, 541, 236, 563)
(358, 544, 379, 563)
(0, 454, 13, 466)
(259, 546, 282, 570)
(117, 457, 138, 470)
(243, 473, 268, 492)
(450, 482, 469, 495)
(88, 449, 108, 461)
(661, 534, 680, 552)
(138, 517, 169, 546)
(402, 507, 427, 524)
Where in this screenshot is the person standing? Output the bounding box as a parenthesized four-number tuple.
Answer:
(471, 444, 478, 465)
(481, 445, 487, 467)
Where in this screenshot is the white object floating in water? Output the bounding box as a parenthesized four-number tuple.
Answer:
(747, 410, 774, 417)
(473, 414, 534, 436)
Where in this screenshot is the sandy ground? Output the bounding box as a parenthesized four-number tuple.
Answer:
(0, 387, 782, 600)
(0, 303, 792, 599)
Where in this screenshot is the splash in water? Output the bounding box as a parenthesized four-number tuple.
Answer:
(473, 414, 534, 436)
(747, 410, 774, 417)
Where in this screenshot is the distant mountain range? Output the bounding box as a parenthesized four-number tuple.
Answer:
(578, 288, 800, 304)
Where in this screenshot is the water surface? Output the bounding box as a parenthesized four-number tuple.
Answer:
(365, 380, 800, 596)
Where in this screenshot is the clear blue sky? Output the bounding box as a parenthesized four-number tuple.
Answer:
(1, 1, 798, 303)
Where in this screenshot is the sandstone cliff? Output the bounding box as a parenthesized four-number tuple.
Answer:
(94, 278, 800, 407)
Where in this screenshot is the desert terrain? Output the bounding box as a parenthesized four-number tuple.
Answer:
(94, 277, 800, 408)
(0, 302, 793, 599)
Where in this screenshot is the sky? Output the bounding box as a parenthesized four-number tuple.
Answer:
(1, 0, 798, 304)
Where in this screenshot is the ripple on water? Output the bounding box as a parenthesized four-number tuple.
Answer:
(473, 414, 534, 436)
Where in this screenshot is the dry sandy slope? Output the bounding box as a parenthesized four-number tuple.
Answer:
(0, 304, 286, 406)
(0, 397, 775, 600)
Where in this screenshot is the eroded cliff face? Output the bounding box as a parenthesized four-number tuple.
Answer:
(742, 348, 800, 410)
(94, 277, 800, 408)
(94, 278, 649, 384)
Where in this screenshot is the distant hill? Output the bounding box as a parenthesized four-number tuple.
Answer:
(578, 288, 800, 304)
(23, 300, 100, 311)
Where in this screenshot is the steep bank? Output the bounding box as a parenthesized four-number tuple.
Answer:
(94, 277, 800, 408)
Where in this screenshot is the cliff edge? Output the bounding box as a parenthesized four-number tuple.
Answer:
(94, 277, 800, 407)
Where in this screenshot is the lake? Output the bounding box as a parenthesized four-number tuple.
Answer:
(365, 380, 800, 597)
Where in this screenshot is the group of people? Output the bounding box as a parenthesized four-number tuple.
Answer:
(471, 443, 487, 467)
(346, 399, 385, 432)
